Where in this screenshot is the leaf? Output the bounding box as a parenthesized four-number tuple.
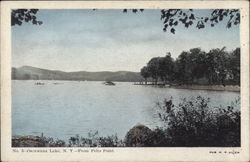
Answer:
(189, 14, 195, 20)
(219, 15, 223, 21)
(170, 28, 175, 34)
(132, 9, 137, 13)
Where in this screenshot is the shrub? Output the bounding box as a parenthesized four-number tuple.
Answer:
(156, 96, 240, 147)
(124, 124, 154, 147)
(68, 131, 124, 147)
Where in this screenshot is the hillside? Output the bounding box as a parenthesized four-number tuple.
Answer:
(12, 66, 143, 82)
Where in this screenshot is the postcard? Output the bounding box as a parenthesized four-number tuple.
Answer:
(1, 1, 249, 161)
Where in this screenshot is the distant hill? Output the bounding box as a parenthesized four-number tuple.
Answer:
(12, 66, 144, 82)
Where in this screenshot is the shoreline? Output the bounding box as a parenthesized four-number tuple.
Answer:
(134, 82, 240, 92)
(169, 85, 240, 92)
(12, 79, 240, 92)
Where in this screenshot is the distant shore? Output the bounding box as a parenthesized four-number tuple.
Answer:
(13, 79, 240, 92)
(134, 82, 240, 92)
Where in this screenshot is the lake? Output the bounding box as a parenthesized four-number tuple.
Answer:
(12, 80, 240, 141)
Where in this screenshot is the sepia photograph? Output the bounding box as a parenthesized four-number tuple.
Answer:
(1, 1, 249, 162)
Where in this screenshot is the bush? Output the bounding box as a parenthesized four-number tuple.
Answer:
(124, 124, 154, 147)
(68, 131, 124, 147)
(156, 96, 240, 147)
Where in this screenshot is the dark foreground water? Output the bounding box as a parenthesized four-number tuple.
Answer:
(12, 80, 240, 141)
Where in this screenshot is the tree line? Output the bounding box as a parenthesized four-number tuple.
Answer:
(140, 47, 240, 86)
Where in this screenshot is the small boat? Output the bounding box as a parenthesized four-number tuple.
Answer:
(35, 82, 45, 85)
(104, 81, 115, 86)
(53, 82, 62, 85)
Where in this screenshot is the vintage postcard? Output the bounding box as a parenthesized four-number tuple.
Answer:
(1, 1, 249, 161)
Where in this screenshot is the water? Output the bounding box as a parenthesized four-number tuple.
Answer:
(12, 80, 240, 141)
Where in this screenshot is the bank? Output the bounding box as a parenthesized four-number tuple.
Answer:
(134, 82, 240, 92)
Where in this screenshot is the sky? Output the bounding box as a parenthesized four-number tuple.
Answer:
(12, 9, 240, 72)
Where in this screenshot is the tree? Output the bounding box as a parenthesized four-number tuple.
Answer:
(188, 48, 207, 82)
(205, 47, 229, 85)
(160, 9, 240, 34)
(141, 47, 240, 86)
(11, 9, 42, 26)
(175, 51, 193, 84)
(228, 48, 240, 85)
(140, 66, 150, 84)
(123, 9, 240, 34)
(147, 57, 161, 84)
(158, 53, 175, 83)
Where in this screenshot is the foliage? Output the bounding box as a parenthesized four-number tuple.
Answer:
(141, 47, 240, 85)
(228, 48, 240, 85)
(161, 9, 240, 34)
(156, 96, 240, 147)
(124, 124, 154, 147)
(123, 9, 240, 34)
(68, 131, 124, 147)
(140, 66, 150, 84)
(41, 136, 66, 147)
(11, 9, 42, 26)
(141, 53, 175, 84)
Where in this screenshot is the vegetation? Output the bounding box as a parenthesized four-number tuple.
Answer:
(12, 135, 65, 147)
(68, 131, 124, 147)
(155, 96, 240, 147)
(11, 9, 42, 26)
(160, 9, 240, 34)
(12, 96, 240, 147)
(140, 47, 240, 86)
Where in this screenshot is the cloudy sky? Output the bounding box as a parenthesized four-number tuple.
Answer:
(12, 9, 240, 72)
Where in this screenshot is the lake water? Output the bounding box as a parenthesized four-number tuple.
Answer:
(12, 80, 240, 141)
